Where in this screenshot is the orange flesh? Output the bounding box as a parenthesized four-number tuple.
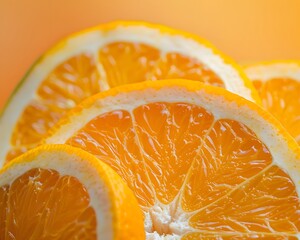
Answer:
(8, 53, 101, 160)
(182, 119, 272, 211)
(0, 168, 96, 239)
(182, 233, 298, 239)
(67, 110, 155, 207)
(253, 78, 300, 144)
(190, 165, 300, 233)
(150, 52, 224, 87)
(8, 41, 223, 161)
(99, 42, 161, 87)
(65, 102, 300, 237)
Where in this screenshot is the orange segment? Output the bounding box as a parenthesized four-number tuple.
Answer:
(190, 165, 300, 233)
(1, 21, 258, 165)
(150, 53, 224, 87)
(37, 53, 102, 105)
(99, 42, 161, 87)
(182, 119, 273, 211)
(0, 145, 145, 239)
(133, 102, 214, 204)
(253, 78, 300, 143)
(66, 110, 155, 207)
(2, 168, 96, 239)
(45, 80, 300, 239)
(8, 53, 101, 161)
(11, 100, 65, 146)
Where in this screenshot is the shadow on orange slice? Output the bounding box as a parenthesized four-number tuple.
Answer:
(0, 144, 144, 239)
(0, 21, 259, 163)
(44, 79, 300, 239)
(245, 61, 300, 145)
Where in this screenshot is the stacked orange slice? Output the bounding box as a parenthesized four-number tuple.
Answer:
(0, 21, 259, 164)
(245, 61, 300, 144)
(44, 80, 300, 239)
(0, 144, 144, 239)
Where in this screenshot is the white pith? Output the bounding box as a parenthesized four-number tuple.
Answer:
(45, 82, 300, 239)
(0, 147, 113, 239)
(0, 23, 253, 166)
(245, 62, 300, 82)
(144, 202, 192, 239)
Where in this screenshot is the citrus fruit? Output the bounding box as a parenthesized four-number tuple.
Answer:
(0, 144, 144, 239)
(245, 61, 300, 144)
(0, 21, 259, 163)
(45, 80, 300, 239)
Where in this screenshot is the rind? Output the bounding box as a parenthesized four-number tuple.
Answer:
(45, 79, 300, 197)
(0, 144, 144, 240)
(244, 61, 300, 81)
(0, 21, 259, 165)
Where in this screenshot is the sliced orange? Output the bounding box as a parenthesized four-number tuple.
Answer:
(0, 144, 144, 239)
(45, 80, 300, 239)
(245, 61, 300, 144)
(0, 21, 259, 164)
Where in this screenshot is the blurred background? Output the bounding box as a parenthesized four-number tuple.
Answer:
(1, 0, 300, 107)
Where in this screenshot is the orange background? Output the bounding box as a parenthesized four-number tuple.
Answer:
(1, 0, 300, 108)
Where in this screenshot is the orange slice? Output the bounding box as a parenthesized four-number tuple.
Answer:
(245, 61, 300, 144)
(0, 144, 144, 239)
(0, 21, 259, 164)
(45, 80, 300, 239)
